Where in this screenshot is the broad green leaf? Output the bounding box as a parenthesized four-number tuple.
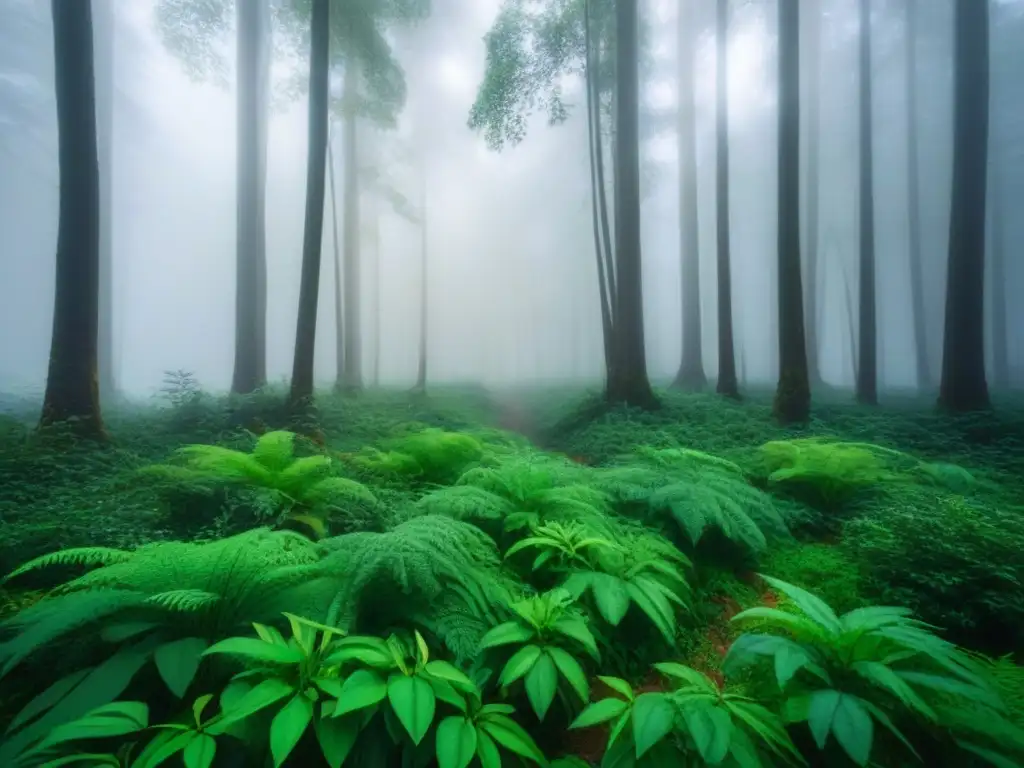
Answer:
(758, 575, 842, 635)
(479, 714, 547, 764)
(499, 644, 543, 687)
(681, 704, 732, 764)
(203, 637, 304, 666)
(479, 621, 536, 650)
(331, 669, 388, 717)
(425, 660, 476, 691)
(548, 647, 589, 702)
(631, 693, 676, 759)
(570, 698, 629, 729)
(624, 581, 675, 645)
(387, 675, 436, 745)
(475, 728, 502, 768)
(591, 573, 631, 625)
(270, 694, 314, 767)
(525, 652, 559, 720)
(183, 733, 217, 768)
(597, 676, 635, 702)
(155, 638, 208, 698)
(130, 729, 195, 768)
(207, 677, 296, 734)
(6, 668, 90, 734)
(315, 714, 361, 768)
(653, 663, 716, 693)
(37, 701, 148, 750)
(550, 616, 600, 660)
(807, 690, 873, 766)
(435, 716, 478, 768)
(851, 661, 936, 720)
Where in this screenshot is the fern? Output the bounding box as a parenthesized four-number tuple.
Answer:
(1, 547, 134, 584)
(352, 428, 486, 487)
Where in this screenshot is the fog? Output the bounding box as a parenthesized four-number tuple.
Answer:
(1, 0, 1022, 399)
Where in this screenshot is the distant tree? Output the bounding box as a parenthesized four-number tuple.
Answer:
(856, 0, 877, 405)
(803, 0, 822, 386)
(772, 0, 810, 425)
(671, 0, 705, 392)
(94, 0, 116, 404)
(990, 164, 1009, 391)
(40, 0, 104, 437)
(288, 0, 331, 407)
(938, 0, 990, 412)
(713, 0, 738, 400)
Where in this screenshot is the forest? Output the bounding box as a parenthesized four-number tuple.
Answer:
(0, 0, 1022, 766)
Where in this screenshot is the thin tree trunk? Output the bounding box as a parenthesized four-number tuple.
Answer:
(905, 0, 930, 390)
(342, 65, 362, 393)
(773, 0, 811, 424)
(672, 0, 706, 391)
(328, 121, 344, 390)
(288, 0, 330, 407)
(372, 207, 381, 387)
(415, 168, 428, 391)
(938, 0, 990, 412)
(41, 0, 104, 436)
(804, 0, 822, 386)
(990, 165, 1009, 390)
(606, 0, 658, 410)
(856, 0, 878, 404)
(232, 0, 270, 394)
(715, 0, 738, 399)
(94, 0, 115, 405)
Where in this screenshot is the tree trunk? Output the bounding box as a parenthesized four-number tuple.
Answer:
(714, 0, 738, 399)
(938, 0, 990, 412)
(415, 169, 428, 392)
(905, 0, 930, 390)
(804, 1, 822, 386)
(606, 0, 658, 410)
(990, 165, 1009, 390)
(773, 0, 811, 424)
(41, 0, 104, 437)
(288, 0, 330, 407)
(328, 121, 344, 390)
(231, 0, 270, 395)
(372, 209, 381, 387)
(671, 0, 706, 391)
(93, 0, 116, 405)
(341, 66, 363, 393)
(856, 0, 878, 404)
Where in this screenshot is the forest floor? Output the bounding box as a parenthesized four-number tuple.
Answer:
(0, 383, 1023, 763)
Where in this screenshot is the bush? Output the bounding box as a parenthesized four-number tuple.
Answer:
(842, 492, 1024, 655)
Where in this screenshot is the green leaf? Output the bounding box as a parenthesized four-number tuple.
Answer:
(851, 661, 936, 721)
(387, 675, 436, 745)
(38, 755, 120, 767)
(6, 668, 90, 734)
(591, 573, 631, 625)
(757, 575, 842, 635)
(499, 644, 543, 686)
(597, 676, 635, 702)
(680, 705, 732, 764)
(425, 660, 476, 692)
(131, 729, 195, 768)
(653, 663, 716, 693)
(807, 690, 874, 766)
(435, 716, 478, 768)
(479, 714, 547, 764)
(548, 647, 589, 702)
(570, 698, 629, 729)
(550, 616, 600, 661)
(479, 621, 536, 650)
(475, 728, 502, 768)
(315, 714, 361, 768)
(183, 733, 217, 768)
(203, 637, 304, 665)
(632, 693, 676, 759)
(207, 678, 296, 735)
(325, 636, 395, 669)
(155, 638, 208, 698)
(270, 694, 314, 767)
(331, 669, 388, 717)
(525, 652, 559, 720)
(37, 701, 148, 750)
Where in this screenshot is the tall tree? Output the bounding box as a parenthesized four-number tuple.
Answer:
(856, 0, 878, 404)
(415, 167, 428, 392)
(804, 0, 822, 386)
(772, 0, 810, 424)
(41, 0, 104, 436)
(288, 0, 331, 406)
(327, 120, 345, 391)
(671, 0, 705, 391)
(340, 62, 363, 393)
(904, 0, 930, 390)
(990, 164, 1009, 390)
(93, 0, 116, 403)
(714, 0, 738, 399)
(938, 0, 990, 412)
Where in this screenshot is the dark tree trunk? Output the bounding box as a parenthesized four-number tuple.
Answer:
(231, 0, 270, 395)
(804, 1, 822, 386)
(773, 0, 811, 425)
(714, 0, 738, 399)
(342, 65, 362, 393)
(606, 0, 658, 410)
(905, 0, 931, 390)
(938, 0, 990, 412)
(856, 0, 878, 405)
(990, 166, 1009, 390)
(370, 205, 381, 387)
(672, 0, 706, 391)
(328, 121, 344, 390)
(288, 0, 330, 406)
(94, 0, 116, 404)
(41, 0, 104, 437)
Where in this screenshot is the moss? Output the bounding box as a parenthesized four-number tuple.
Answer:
(760, 541, 867, 615)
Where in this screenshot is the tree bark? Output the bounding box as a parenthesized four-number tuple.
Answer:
(714, 0, 738, 399)
(990, 164, 1009, 390)
(415, 167, 428, 391)
(371, 208, 381, 387)
(804, 1, 822, 386)
(905, 0, 930, 390)
(328, 121, 344, 390)
(288, 0, 330, 406)
(856, 0, 878, 404)
(938, 0, 990, 412)
(93, 0, 116, 404)
(341, 64, 363, 393)
(671, 0, 706, 391)
(606, 0, 658, 410)
(41, 0, 104, 437)
(772, 0, 811, 424)
(231, 0, 270, 395)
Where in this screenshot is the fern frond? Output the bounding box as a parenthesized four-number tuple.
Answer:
(304, 477, 378, 507)
(414, 485, 515, 523)
(276, 455, 333, 495)
(175, 444, 274, 485)
(2, 547, 133, 584)
(251, 430, 297, 472)
(145, 589, 220, 613)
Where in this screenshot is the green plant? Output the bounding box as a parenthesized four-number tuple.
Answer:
(479, 589, 599, 722)
(351, 428, 486, 487)
(723, 576, 1024, 766)
(759, 543, 866, 616)
(569, 663, 802, 766)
